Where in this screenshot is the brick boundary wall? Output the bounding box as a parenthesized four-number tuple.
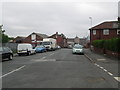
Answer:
(93, 47, 120, 59)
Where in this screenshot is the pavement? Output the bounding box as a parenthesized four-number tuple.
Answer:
(84, 48, 120, 82)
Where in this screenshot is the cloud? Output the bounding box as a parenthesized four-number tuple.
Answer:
(2, 2, 118, 38)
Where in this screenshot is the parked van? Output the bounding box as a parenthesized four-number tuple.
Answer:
(40, 38, 57, 51)
(17, 43, 35, 56)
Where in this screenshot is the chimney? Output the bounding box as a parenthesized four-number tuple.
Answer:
(56, 32, 58, 39)
(56, 32, 58, 35)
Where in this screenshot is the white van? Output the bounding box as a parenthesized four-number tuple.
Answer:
(40, 38, 57, 51)
(17, 43, 35, 56)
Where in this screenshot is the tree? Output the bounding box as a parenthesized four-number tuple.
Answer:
(0, 25, 10, 43)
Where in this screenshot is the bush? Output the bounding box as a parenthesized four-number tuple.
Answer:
(92, 38, 120, 52)
(92, 40, 105, 48)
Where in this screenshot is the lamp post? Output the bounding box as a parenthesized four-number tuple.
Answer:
(89, 17, 92, 28)
(89, 17, 93, 50)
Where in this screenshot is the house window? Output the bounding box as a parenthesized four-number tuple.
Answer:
(117, 29, 120, 35)
(103, 29, 109, 35)
(31, 34, 36, 42)
(93, 30, 96, 35)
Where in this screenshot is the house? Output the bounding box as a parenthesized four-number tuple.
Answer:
(13, 36, 26, 43)
(22, 32, 48, 47)
(67, 38, 74, 46)
(89, 20, 120, 44)
(67, 36, 87, 47)
(49, 32, 67, 48)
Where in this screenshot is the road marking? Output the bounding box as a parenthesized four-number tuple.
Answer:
(41, 57, 46, 59)
(96, 64, 100, 67)
(100, 66, 104, 69)
(103, 69, 107, 72)
(86, 55, 119, 82)
(107, 72, 113, 76)
(0, 65, 25, 78)
(84, 54, 94, 63)
(97, 59, 106, 61)
(50, 53, 54, 56)
(114, 77, 120, 82)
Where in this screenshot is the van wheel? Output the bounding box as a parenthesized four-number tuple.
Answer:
(9, 54, 13, 60)
(27, 52, 30, 56)
(18, 54, 21, 56)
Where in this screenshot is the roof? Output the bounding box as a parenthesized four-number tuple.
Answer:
(32, 32, 48, 38)
(67, 38, 74, 42)
(89, 21, 119, 30)
(14, 36, 26, 40)
(49, 32, 66, 38)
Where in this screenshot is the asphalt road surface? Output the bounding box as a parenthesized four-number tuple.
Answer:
(2, 49, 119, 88)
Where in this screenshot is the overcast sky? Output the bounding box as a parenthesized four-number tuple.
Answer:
(1, 0, 119, 38)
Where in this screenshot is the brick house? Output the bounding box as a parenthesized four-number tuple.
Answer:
(49, 32, 67, 48)
(67, 36, 88, 47)
(13, 36, 26, 43)
(22, 32, 48, 47)
(89, 21, 120, 44)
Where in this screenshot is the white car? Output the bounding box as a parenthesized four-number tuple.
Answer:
(17, 43, 36, 56)
(72, 45, 84, 54)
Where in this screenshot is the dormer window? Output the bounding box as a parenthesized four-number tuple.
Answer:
(103, 29, 109, 35)
(93, 30, 96, 35)
(31, 34, 36, 42)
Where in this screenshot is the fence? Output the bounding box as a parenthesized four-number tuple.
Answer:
(2, 43, 19, 53)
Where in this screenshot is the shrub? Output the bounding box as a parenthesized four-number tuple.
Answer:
(92, 38, 120, 52)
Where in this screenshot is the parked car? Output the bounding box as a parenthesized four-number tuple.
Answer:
(35, 45, 46, 53)
(0, 47, 13, 61)
(17, 43, 36, 56)
(72, 44, 84, 54)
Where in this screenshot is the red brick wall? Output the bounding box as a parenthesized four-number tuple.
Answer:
(90, 29, 118, 43)
(22, 34, 43, 45)
(57, 36, 64, 48)
(93, 47, 120, 58)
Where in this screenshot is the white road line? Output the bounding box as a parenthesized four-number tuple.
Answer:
(96, 64, 100, 67)
(100, 66, 104, 69)
(107, 72, 113, 76)
(50, 53, 54, 56)
(103, 69, 107, 72)
(114, 77, 120, 82)
(41, 57, 46, 59)
(0, 65, 25, 78)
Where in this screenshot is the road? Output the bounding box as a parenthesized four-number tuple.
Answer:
(2, 49, 119, 88)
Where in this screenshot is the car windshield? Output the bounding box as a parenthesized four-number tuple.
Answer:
(73, 45, 82, 49)
(36, 46, 44, 48)
(41, 42, 51, 45)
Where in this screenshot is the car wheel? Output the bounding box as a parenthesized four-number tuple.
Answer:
(9, 54, 13, 60)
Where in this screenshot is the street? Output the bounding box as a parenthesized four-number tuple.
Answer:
(2, 49, 119, 88)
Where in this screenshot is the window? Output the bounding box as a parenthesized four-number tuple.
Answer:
(117, 29, 120, 35)
(103, 29, 109, 35)
(31, 34, 36, 42)
(93, 30, 96, 35)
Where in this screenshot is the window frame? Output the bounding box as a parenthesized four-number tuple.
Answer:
(117, 29, 120, 35)
(93, 30, 96, 35)
(103, 29, 109, 35)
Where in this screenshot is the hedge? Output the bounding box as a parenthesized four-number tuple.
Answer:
(92, 38, 120, 52)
